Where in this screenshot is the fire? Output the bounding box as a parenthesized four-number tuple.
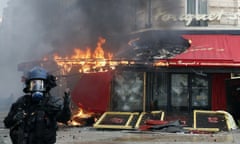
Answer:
(93, 37, 106, 59)
(69, 107, 96, 126)
(52, 37, 141, 126)
(52, 36, 144, 75)
(53, 37, 116, 74)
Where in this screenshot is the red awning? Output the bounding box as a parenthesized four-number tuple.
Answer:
(157, 34, 240, 67)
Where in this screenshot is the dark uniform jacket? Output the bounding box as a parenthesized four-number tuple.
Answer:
(4, 94, 71, 144)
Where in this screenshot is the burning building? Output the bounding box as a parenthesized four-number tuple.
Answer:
(4, 0, 240, 130)
(17, 29, 240, 131)
(17, 32, 191, 126)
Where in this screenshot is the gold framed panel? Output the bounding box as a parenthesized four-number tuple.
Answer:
(135, 111, 165, 128)
(193, 110, 229, 131)
(93, 112, 140, 129)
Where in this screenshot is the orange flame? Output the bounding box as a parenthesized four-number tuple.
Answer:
(53, 37, 115, 74)
(53, 36, 140, 75)
(69, 107, 96, 126)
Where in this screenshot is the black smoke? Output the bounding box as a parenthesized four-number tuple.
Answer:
(32, 0, 135, 54)
(0, 0, 135, 102)
(0, 0, 183, 105)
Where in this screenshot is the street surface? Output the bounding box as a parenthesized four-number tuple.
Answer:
(1, 112, 240, 144)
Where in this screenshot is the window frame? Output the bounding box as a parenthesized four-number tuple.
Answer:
(185, 0, 208, 26)
(169, 73, 210, 113)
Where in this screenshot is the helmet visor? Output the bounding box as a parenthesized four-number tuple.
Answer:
(29, 80, 45, 92)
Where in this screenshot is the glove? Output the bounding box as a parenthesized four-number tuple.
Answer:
(13, 111, 25, 122)
(64, 88, 71, 106)
(64, 88, 70, 96)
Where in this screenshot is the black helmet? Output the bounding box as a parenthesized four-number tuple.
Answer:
(28, 66, 48, 80)
(23, 66, 57, 93)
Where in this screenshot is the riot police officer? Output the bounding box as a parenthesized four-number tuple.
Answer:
(4, 66, 71, 144)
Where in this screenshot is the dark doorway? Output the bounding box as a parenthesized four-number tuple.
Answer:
(226, 78, 240, 124)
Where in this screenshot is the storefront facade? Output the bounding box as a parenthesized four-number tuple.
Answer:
(16, 0, 240, 124)
(109, 31, 240, 124)
(115, 0, 240, 122)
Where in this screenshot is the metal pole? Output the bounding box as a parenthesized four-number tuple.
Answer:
(146, 0, 152, 28)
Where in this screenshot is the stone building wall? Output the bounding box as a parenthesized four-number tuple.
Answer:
(135, 0, 240, 30)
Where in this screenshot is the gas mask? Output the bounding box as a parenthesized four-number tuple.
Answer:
(23, 66, 57, 101)
(29, 79, 46, 101)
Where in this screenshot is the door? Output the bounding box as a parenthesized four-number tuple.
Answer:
(226, 78, 240, 123)
(170, 73, 210, 113)
(170, 74, 189, 112)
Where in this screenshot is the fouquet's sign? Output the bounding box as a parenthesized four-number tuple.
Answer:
(154, 10, 238, 26)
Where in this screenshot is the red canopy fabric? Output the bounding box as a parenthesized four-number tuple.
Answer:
(165, 34, 240, 67)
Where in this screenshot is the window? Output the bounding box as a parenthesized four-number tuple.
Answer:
(111, 71, 144, 112)
(152, 72, 168, 109)
(186, 0, 208, 26)
(191, 75, 209, 107)
(171, 74, 189, 111)
(170, 73, 209, 112)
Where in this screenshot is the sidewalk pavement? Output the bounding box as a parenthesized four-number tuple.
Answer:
(1, 126, 240, 144)
(1, 111, 240, 144)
